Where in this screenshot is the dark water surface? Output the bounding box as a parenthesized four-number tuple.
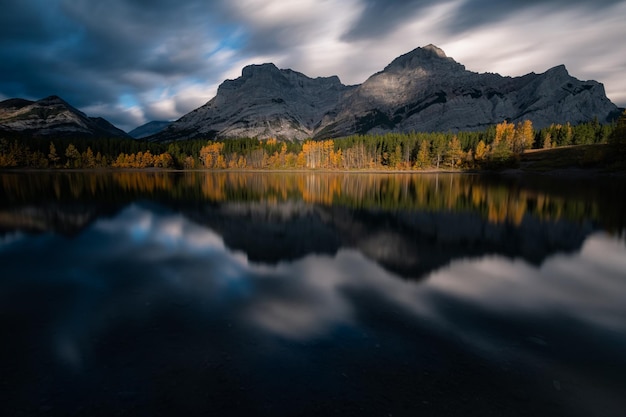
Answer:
(1, 171, 625, 416)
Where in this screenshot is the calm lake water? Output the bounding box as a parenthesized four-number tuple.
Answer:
(1, 171, 625, 416)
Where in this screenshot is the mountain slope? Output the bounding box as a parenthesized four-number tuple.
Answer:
(151, 44, 619, 142)
(128, 120, 172, 139)
(154, 63, 355, 142)
(0, 95, 130, 139)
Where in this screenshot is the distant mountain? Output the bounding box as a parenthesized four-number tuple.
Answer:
(128, 120, 172, 139)
(0, 95, 130, 139)
(151, 44, 619, 142)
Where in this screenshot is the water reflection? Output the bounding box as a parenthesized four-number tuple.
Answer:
(2, 171, 625, 228)
(0, 172, 625, 416)
(1, 171, 624, 278)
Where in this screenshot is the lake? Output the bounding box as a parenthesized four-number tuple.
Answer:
(1, 171, 625, 416)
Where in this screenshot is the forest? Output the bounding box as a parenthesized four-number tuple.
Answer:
(0, 114, 624, 171)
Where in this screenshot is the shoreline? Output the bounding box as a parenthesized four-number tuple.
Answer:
(1, 166, 624, 178)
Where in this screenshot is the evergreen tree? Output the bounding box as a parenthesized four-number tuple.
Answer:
(609, 110, 626, 145)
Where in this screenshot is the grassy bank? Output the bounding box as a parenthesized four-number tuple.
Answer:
(519, 144, 626, 174)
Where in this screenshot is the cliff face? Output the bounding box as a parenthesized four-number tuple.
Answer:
(154, 64, 356, 142)
(320, 45, 618, 137)
(152, 44, 619, 142)
(0, 95, 130, 139)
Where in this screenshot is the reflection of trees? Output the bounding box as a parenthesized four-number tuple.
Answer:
(0, 172, 623, 231)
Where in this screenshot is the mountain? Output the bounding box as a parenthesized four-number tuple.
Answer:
(128, 120, 172, 139)
(0, 95, 130, 139)
(151, 44, 619, 142)
(153, 64, 355, 142)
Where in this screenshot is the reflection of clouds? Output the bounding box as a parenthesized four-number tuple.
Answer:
(55, 338, 82, 370)
(90, 205, 419, 339)
(0, 231, 25, 248)
(4, 205, 625, 366)
(87, 206, 626, 343)
(249, 254, 356, 339)
(95, 205, 227, 253)
(427, 233, 626, 334)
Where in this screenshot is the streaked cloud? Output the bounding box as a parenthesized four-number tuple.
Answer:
(1, 0, 623, 131)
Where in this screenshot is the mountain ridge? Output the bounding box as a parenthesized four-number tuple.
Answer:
(151, 44, 619, 142)
(0, 95, 130, 139)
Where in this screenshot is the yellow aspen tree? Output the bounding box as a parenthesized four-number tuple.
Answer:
(474, 140, 487, 161)
(445, 136, 464, 168)
(142, 150, 154, 167)
(494, 121, 515, 149)
(48, 142, 60, 167)
(542, 133, 553, 149)
(513, 120, 534, 154)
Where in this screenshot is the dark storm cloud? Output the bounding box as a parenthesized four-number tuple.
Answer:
(448, 0, 624, 34)
(0, 0, 241, 127)
(342, 0, 625, 40)
(341, 0, 443, 41)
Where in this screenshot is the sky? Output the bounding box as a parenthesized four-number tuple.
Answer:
(1, 0, 625, 132)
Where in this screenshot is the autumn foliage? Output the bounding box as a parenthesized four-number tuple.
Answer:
(0, 118, 619, 170)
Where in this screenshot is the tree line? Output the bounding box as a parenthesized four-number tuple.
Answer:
(0, 114, 623, 170)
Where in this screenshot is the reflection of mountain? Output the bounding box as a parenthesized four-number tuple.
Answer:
(1, 171, 622, 280)
(185, 201, 341, 263)
(183, 201, 595, 280)
(0, 199, 597, 280)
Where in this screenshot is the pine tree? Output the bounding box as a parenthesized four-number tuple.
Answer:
(609, 110, 626, 146)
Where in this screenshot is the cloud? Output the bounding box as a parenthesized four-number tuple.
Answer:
(448, 0, 623, 34)
(341, 0, 444, 41)
(0, 0, 243, 130)
(441, 1, 626, 105)
(0, 0, 624, 132)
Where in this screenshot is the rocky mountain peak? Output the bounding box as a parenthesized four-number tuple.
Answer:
(241, 63, 282, 78)
(39, 95, 67, 105)
(383, 44, 464, 74)
(544, 64, 569, 78)
(422, 44, 447, 58)
(150, 45, 619, 142)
